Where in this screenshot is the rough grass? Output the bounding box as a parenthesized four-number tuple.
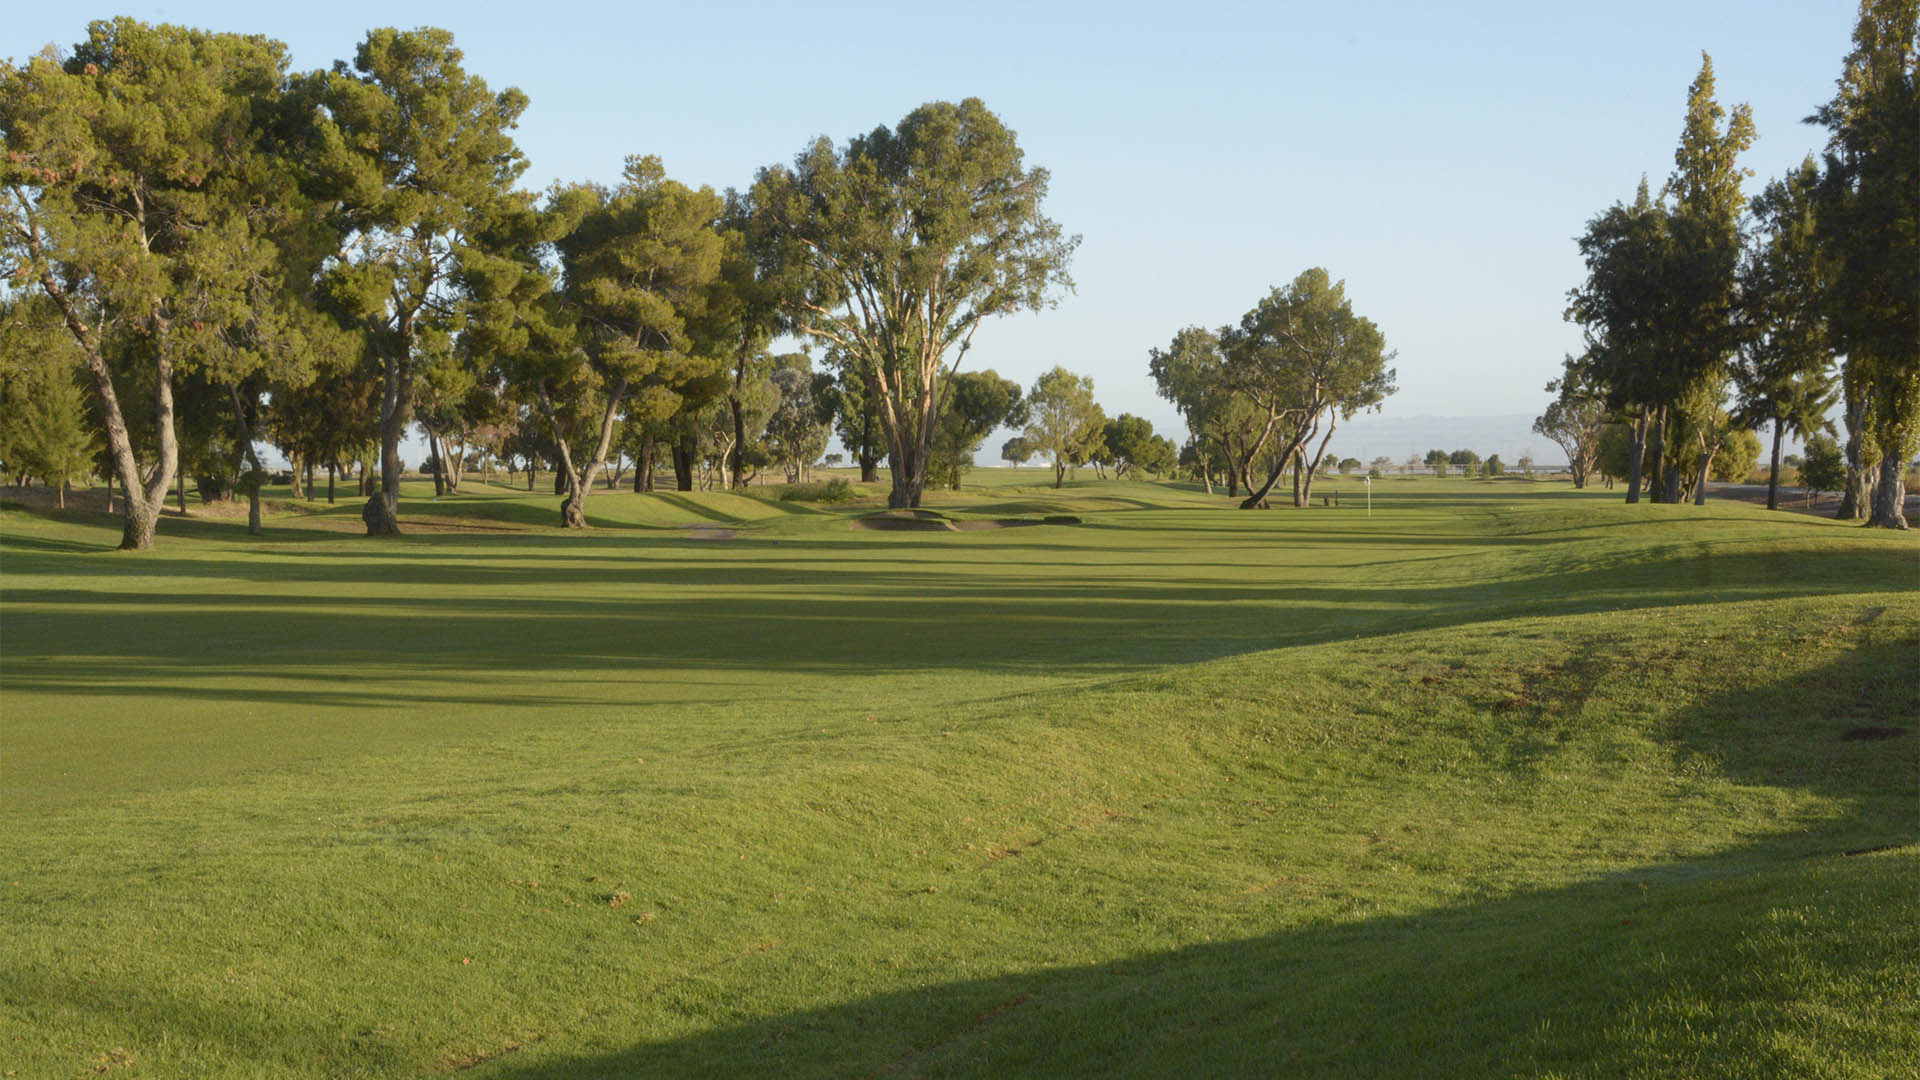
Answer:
(0, 476, 1914, 1078)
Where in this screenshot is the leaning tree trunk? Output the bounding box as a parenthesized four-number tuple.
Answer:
(1297, 416, 1337, 507)
(1765, 417, 1783, 511)
(1239, 416, 1313, 510)
(1866, 452, 1909, 529)
(1692, 414, 1718, 507)
(425, 429, 446, 498)
(538, 381, 627, 529)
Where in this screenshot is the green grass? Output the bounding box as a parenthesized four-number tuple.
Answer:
(1, 476, 1914, 1077)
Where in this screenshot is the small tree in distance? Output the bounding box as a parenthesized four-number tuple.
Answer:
(1024, 367, 1105, 488)
(1799, 433, 1847, 506)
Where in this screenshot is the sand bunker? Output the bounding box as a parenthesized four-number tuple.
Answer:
(851, 514, 1078, 532)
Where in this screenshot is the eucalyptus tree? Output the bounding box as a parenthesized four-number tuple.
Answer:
(1534, 365, 1607, 489)
(300, 26, 531, 535)
(818, 358, 886, 482)
(1024, 366, 1105, 488)
(1, 20, 297, 548)
(752, 98, 1077, 508)
(1810, 0, 1918, 528)
(763, 360, 826, 482)
(1733, 157, 1837, 511)
(1149, 326, 1260, 496)
(1221, 269, 1395, 509)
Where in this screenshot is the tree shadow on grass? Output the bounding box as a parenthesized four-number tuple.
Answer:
(469, 644, 1917, 1079)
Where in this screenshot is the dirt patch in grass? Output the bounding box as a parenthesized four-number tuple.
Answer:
(682, 525, 736, 540)
(1841, 725, 1907, 742)
(853, 514, 955, 532)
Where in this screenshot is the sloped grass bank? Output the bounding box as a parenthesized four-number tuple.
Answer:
(0, 484, 1913, 1077)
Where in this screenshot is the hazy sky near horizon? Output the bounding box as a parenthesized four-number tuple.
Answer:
(10, 2, 1862, 452)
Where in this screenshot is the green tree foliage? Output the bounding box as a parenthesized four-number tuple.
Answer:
(1734, 156, 1838, 511)
(1000, 436, 1033, 466)
(1799, 431, 1848, 499)
(302, 26, 532, 534)
(533, 156, 726, 525)
(751, 98, 1077, 508)
(1098, 414, 1175, 479)
(1483, 455, 1505, 477)
(1220, 270, 1395, 508)
(1568, 55, 1754, 506)
(0, 295, 99, 503)
(1, 19, 297, 547)
(1810, 0, 1919, 528)
(928, 369, 1025, 490)
(1148, 326, 1271, 497)
(1709, 426, 1763, 482)
(1024, 367, 1105, 488)
(764, 359, 830, 483)
(1424, 449, 1449, 476)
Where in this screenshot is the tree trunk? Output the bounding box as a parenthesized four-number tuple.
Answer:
(363, 346, 407, 536)
(1765, 417, 1782, 511)
(227, 385, 266, 536)
(538, 381, 627, 529)
(1239, 418, 1315, 509)
(288, 453, 305, 499)
(1297, 416, 1338, 508)
(729, 393, 748, 490)
(1644, 407, 1667, 503)
(1865, 450, 1909, 529)
(425, 428, 446, 498)
(177, 468, 187, 515)
(1625, 410, 1645, 503)
(104, 468, 114, 515)
(858, 451, 878, 483)
(673, 437, 696, 491)
(1837, 423, 1871, 519)
(636, 441, 654, 492)
(888, 441, 925, 508)
(327, 463, 337, 504)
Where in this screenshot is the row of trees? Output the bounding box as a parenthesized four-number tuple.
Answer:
(1, 21, 1076, 548)
(1552, 2, 1916, 527)
(994, 366, 1179, 486)
(1148, 269, 1397, 508)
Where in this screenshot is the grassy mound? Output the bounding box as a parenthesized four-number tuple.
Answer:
(1, 478, 1913, 1077)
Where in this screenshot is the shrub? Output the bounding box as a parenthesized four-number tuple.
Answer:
(776, 478, 856, 503)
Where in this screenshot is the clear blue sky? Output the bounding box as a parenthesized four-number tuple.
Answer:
(9, 2, 1862, 454)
